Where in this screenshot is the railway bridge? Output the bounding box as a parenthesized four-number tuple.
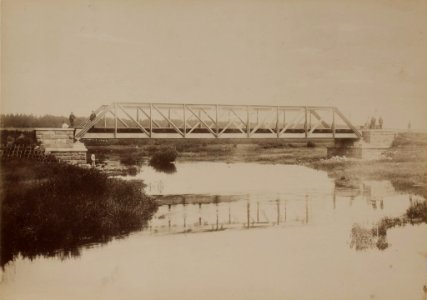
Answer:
(75, 102, 361, 141)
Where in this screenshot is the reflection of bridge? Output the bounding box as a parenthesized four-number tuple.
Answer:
(75, 103, 361, 140)
(148, 196, 311, 234)
(146, 182, 406, 235)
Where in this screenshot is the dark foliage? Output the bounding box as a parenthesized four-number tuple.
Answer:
(1, 130, 37, 146)
(120, 154, 144, 167)
(406, 201, 427, 222)
(307, 141, 316, 148)
(149, 147, 178, 166)
(0, 161, 157, 267)
(0, 113, 87, 128)
(151, 162, 177, 174)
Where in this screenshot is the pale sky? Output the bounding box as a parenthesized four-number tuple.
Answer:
(1, 0, 427, 128)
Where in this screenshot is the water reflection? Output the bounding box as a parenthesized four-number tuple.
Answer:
(150, 162, 177, 174)
(2, 162, 427, 300)
(145, 185, 414, 236)
(132, 163, 418, 237)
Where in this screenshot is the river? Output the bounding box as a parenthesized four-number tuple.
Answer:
(1, 162, 426, 300)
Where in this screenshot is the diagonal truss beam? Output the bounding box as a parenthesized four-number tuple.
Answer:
(117, 104, 150, 136)
(250, 110, 276, 136)
(187, 106, 217, 137)
(310, 110, 330, 129)
(152, 105, 184, 136)
(107, 107, 129, 128)
(137, 107, 161, 128)
(75, 106, 110, 139)
(279, 110, 304, 135)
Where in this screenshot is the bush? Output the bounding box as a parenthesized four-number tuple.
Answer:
(406, 201, 427, 222)
(307, 141, 316, 148)
(150, 147, 178, 166)
(120, 154, 143, 166)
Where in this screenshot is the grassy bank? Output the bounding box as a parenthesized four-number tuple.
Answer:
(310, 145, 427, 198)
(85, 134, 426, 197)
(350, 200, 427, 251)
(0, 160, 157, 267)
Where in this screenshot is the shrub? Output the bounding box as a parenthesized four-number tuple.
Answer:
(150, 147, 178, 166)
(406, 201, 427, 222)
(307, 141, 316, 148)
(120, 154, 143, 166)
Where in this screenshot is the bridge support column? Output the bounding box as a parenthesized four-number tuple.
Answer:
(35, 128, 88, 165)
(327, 130, 398, 160)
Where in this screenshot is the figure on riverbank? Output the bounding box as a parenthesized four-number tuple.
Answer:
(378, 117, 383, 129)
(90, 153, 96, 167)
(69, 112, 76, 127)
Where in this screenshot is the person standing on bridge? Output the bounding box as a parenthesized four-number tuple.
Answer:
(378, 116, 383, 129)
(370, 116, 376, 129)
(89, 110, 97, 129)
(90, 110, 96, 122)
(69, 112, 76, 127)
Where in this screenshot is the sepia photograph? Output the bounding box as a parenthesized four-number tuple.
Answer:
(1, 0, 427, 299)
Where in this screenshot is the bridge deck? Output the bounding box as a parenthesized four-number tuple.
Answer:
(78, 127, 358, 139)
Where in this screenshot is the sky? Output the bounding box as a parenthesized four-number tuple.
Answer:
(1, 0, 427, 129)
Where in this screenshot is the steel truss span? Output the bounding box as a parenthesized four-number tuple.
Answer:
(75, 103, 361, 140)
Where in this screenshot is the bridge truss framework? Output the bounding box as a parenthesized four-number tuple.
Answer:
(75, 103, 361, 140)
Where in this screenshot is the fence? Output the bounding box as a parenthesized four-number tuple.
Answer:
(0, 144, 58, 162)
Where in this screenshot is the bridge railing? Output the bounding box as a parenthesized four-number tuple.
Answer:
(75, 102, 361, 140)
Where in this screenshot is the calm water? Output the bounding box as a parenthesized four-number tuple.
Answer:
(1, 162, 427, 300)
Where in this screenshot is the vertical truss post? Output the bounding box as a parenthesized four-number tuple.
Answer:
(304, 106, 308, 139)
(198, 109, 202, 128)
(276, 105, 279, 138)
(149, 104, 153, 137)
(168, 108, 171, 128)
(183, 104, 186, 137)
(246, 106, 250, 138)
(332, 108, 336, 139)
(114, 103, 118, 138)
(247, 202, 250, 229)
(136, 108, 139, 123)
(104, 113, 106, 128)
(256, 108, 259, 125)
(283, 110, 286, 127)
(215, 104, 219, 136)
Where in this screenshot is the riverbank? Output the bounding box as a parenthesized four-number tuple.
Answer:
(87, 133, 427, 197)
(310, 144, 427, 198)
(0, 160, 157, 267)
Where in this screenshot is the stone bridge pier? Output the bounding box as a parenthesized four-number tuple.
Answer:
(35, 128, 88, 164)
(328, 129, 398, 159)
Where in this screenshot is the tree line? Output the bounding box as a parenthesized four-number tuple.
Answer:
(0, 114, 87, 128)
